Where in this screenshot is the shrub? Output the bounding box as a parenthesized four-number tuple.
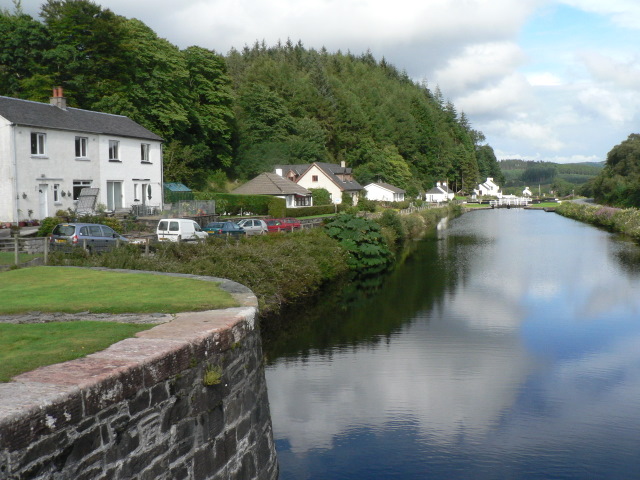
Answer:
(377, 210, 406, 244)
(324, 214, 392, 273)
(310, 188, 332, 206)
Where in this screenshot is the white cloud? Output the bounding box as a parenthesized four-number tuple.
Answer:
(559, 0, 640, 30)
(451, 74, 534, 117)
(433, 42, 526, 93)
(579, 51, 640, 90)
(577, 87, 637, 123)
(526, 72, 564, 86)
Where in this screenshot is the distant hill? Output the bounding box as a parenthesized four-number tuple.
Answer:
(498, 160, 604, 196)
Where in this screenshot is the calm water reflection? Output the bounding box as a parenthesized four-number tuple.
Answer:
(264, 209, 640, 479)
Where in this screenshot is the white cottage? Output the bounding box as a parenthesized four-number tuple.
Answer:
(364, 181, 406, 202)
(274, 162, 363, 205)
(425, 181, 455, 203)
(474, 177, 502, 198)
(0, 89, 163, 223)
(523, 186, 532, 197)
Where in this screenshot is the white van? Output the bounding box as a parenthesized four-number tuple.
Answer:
(156, 219, 208, 242)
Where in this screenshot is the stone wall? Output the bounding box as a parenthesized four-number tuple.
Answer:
(0, 272, 278, 480)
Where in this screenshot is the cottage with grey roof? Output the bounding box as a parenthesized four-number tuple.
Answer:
(231, 172, 313, 208)
(274, 161, 363, 205)
(0, 88, 163, 223)
(364, 181, 406, 202)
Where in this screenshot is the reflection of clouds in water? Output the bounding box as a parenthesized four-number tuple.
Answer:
(489, 335, 640, 449)
(578, 282, 640, 319)
(267, 210, 640, 463)
(266, 317, 530, 454)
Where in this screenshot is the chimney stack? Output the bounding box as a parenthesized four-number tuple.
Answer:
(50, 86, 67, 110)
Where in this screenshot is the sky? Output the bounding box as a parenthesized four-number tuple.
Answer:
(5, 0, 640, 164)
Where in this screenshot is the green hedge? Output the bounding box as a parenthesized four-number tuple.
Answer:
(285, 204, 347, 217)
(194, 192, 286, 217)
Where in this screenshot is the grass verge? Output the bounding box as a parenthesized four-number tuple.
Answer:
(0, 321, 154, 382)
(0, 267, 238, 314)
(0, 252, 40, 265)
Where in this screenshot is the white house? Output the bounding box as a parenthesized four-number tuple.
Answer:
(474, 177, 502, 198)
(231, 172, 313, 208)
(523, 186, 532, 197)
(364, 181, 406, 202)
(0, 89, 163, 223)
(425, 181, 455, 203)
(274, 162, 363, 205)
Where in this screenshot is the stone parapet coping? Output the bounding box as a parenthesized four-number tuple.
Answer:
(0, 269, 258, 439)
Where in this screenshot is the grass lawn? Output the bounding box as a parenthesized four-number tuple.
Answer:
(0, 266, 241, 381)
(0, 321, 155, 382)
(0, 251, 40, 265)
(0, 266, 238, 314)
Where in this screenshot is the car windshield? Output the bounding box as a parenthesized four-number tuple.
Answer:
(205, 223, 224, 229)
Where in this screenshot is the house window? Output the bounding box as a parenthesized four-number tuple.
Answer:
(295, 196, 311, 207)
(109, 140, 120, 161)
(31, 132, 46, 155)
(312, 175, 318, 182)
(133, 183, 139, 201)
(75, 136, 88, 158)
(73, 180, 92, 200)
(141, 143, 150, 162)
(53, 184, 60, 203)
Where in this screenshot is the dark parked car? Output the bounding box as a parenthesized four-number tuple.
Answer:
(49, 223, 129, 253)
(203, 221, 246, 237)
(266, 218, 301, 232)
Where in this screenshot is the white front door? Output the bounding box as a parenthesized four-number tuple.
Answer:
(38, 184, 48, 219)
(107, 181, 123, 210)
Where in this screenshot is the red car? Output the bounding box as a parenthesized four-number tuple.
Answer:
(266, 218, 301, 232)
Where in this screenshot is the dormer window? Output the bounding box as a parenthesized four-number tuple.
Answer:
(31, 132, 46, 156)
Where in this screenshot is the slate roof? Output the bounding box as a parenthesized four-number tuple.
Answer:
(232, 172, 311, 196)
(0, 95, 162, 141)
(366, 181, 405, 193)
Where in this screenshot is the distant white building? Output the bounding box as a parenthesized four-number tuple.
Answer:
(523, 186, 532, 197)
(0, 89, 163, 223)
(364, 181, 405, 202)
(474, 177, 502, 198)
(425, 181, 455, 203)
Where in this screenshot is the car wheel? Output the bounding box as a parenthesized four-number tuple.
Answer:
(177, 235, 182, 243)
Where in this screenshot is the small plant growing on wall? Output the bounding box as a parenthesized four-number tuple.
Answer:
(202, 364, 223, 386)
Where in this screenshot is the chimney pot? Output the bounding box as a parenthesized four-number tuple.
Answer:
(50, 86, 67, 109)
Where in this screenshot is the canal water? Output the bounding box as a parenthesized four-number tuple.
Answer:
(263, 209, 640, 479)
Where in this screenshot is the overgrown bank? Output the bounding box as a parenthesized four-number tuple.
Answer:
(47, 206, 457, 319)
(556, 202, 640, 241)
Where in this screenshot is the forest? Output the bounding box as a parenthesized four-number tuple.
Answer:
(498, 159, 603, 196)
(590, 134, 640, 207)
(0, 0, 503, 197)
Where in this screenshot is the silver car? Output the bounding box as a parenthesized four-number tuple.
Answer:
(49, 223, 129, 253)
(237, 219, 268, 235)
